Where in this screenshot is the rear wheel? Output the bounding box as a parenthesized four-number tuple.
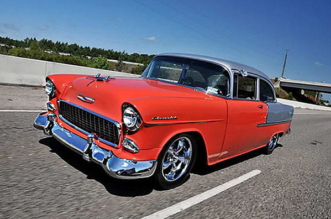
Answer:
(264, 134, 279, 154)
(155, 134, 197, 189)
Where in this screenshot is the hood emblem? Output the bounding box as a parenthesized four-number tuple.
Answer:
(77, 94, 95, 103)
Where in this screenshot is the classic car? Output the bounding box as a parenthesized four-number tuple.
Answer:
(34, 53, 294, 189)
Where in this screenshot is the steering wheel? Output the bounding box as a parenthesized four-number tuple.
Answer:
(181, 77, 194, 86)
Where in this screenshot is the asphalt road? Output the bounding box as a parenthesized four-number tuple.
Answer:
(1, 86, 331, 218)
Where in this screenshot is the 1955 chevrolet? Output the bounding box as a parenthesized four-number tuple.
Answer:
(34, 53, 293, 189)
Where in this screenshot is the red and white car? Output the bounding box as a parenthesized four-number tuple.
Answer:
(34, 53, 293, 189)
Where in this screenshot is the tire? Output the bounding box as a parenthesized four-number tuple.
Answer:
(155, 134, 197, 190)
(264, 134, 279, 155)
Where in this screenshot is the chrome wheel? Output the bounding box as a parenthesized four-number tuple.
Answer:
(161, 137, 193, 182)
(265, 134, 279, 154)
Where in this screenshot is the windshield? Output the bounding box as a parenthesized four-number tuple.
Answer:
(142, 56, 230, 96)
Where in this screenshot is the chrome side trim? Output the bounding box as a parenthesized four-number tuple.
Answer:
(144, 119, 223, 127)
(33, 113, 157, 180)
(257, 120, 292, 127)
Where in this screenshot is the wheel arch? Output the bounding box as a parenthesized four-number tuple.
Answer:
(159, 131, 208, 168)
(189, 131, 208, 169)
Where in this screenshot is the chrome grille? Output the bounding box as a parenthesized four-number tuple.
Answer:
(59, 101, 119, 145)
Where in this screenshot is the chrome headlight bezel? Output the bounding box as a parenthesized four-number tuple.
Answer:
(45, 80, 55, 97)
(122, 103, 142, 132)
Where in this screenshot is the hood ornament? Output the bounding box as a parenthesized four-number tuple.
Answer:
(86, 73, 114, 82)
(77, 94, 95, 103)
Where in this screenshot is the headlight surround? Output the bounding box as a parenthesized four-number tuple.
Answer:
(45, 80, 55, 97)
(122, 103, 142, 132)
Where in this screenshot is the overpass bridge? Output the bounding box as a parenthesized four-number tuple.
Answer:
(278, 79, 331, 94)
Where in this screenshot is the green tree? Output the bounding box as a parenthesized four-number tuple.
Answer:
(88, 56, 113, 70)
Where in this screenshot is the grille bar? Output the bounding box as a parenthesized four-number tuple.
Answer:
(59, 101, 120, 145)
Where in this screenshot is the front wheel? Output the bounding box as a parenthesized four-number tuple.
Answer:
(264, 134, 279, 154)
(155, 134, 197, 190)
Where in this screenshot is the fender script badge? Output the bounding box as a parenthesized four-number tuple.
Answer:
(77, 94, 95, 103)
(152, 116, 177, 120)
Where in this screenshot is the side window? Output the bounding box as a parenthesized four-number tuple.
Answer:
(260, 80, 275, 102)
(234, 75, 257, 99)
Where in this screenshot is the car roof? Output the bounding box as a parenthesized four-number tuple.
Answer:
(156, 53, 270, 81)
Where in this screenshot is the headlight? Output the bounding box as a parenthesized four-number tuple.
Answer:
(45, 80, 55, 97)
(122, 104, 142, 132)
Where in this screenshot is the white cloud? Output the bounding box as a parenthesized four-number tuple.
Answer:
(3, 23, 19, 31)
(314, 61, 324, 66)
(143, 36, 157, 41)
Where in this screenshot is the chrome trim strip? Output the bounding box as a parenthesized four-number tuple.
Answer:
(257, 120, 292, 127)
(33, 113, 157, 180)
(144, 119, 223, 127)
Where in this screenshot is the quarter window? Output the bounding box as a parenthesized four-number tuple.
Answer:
(260, 80, 275, 102)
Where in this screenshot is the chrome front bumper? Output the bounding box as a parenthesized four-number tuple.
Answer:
(34, 113, 157, 179)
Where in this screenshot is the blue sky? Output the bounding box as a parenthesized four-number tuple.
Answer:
(1, 0, 331, 99)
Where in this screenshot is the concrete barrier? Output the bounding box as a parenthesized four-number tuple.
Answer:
(277, 98, 331, 111)
(0, 54, 137, 86)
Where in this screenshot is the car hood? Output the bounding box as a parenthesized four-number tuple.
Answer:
(60, 77, 220, 123)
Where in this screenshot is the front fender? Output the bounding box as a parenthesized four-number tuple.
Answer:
(46, 74, 91, 94)
(128, 96, 227, 125)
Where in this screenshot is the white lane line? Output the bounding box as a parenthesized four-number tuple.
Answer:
(142, 169, 261, 219)
(0, 110, 43, 113)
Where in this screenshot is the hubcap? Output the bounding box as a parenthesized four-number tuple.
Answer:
(161, 137, 192, 182)
(268, 134, 278, 151)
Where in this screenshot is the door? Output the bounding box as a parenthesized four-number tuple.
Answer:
(220, 75, 267, 158)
